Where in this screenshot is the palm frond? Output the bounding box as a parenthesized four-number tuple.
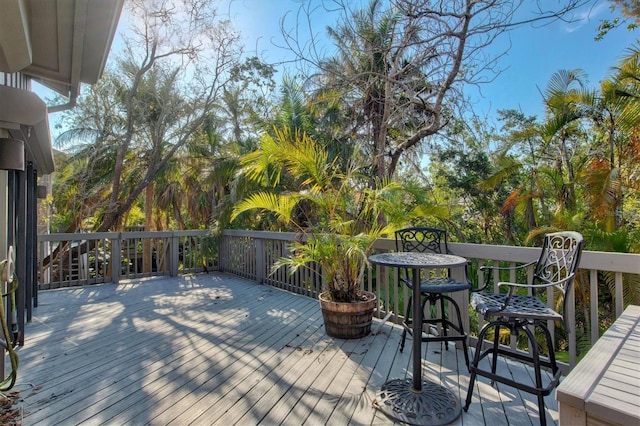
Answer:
(478, 159, 522, 190)
(231, 192, 301, 225)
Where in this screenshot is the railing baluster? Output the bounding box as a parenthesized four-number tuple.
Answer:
(111, 237, 120, 284)
(35, 229, 639, 375)
(217, 230, 639, 374)
(567, 283, 577, 367)
(589, 269, 599, 343)
(615, 271, 624, 317)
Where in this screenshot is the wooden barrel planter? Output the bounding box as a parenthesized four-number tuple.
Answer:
(319, 291, 377, 339)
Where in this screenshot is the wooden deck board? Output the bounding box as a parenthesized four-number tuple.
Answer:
(233, 322, 333, 425)
(27, 280, 297, 425)
(125, 308, 320, 424)
(148, 296, 319, 425)
(256, 331, 348, 425)
(14, 273, 561, 425)
(300, 337, 367, 425)
(194, 313, 326, 425)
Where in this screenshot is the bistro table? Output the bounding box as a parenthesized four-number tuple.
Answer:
(369, 251, 467, 426)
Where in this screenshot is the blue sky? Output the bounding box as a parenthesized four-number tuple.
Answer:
(223, 0, 638, 126)
(40, 0, 638, 137)
(472, 2, 637, 123)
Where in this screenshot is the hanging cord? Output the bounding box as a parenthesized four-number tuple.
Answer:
(0, 246, 19, 390)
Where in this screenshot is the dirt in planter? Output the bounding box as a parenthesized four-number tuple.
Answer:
(354, 290, 376, 302)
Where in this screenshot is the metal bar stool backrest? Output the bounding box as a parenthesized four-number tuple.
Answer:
(532, 231, 584, 328)
(395, 226, 449, 285)
(395, 227, 448, 254)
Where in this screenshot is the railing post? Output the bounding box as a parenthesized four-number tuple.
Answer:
(170, 233, 179, 277)
(255, 238, 264, 284)
(110, 236, 121, 285)
(218, 233, 226, 272)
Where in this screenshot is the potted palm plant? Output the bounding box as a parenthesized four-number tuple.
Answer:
(232, 127, 406, 338)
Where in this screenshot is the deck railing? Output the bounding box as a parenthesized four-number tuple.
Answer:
(35, 229, 640, 372)
(219, 230, 640, 372)
(37, 230, 217, 289)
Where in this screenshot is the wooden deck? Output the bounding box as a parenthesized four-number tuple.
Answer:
(14, 273, 559, 425)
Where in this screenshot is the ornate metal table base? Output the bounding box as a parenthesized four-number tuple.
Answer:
(369, 252, 465, 425)
(375, 378, 461, 426)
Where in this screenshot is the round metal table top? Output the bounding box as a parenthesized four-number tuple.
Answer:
(368, 251, 467, 268)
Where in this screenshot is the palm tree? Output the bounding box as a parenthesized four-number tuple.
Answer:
(480, 71, 593, 240)
(538, 64, 640, 347)
(478, 110, 552, 240)
(540, 69, 592, 213)
(232, 126, 418, 302)
(582, 45, 640, 233)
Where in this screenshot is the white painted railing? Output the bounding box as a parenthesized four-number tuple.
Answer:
(219, 230, 640, 371)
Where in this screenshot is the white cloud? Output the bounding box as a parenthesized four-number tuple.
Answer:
(564, 2, 609, 33)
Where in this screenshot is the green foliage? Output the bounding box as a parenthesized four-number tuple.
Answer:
(596, 1, 639, 40)
(232, 126, 421, 302)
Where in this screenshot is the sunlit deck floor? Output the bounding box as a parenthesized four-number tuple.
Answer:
(15, 273, 558, 425)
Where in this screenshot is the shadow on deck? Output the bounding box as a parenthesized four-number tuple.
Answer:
(15, 273, 558, 425)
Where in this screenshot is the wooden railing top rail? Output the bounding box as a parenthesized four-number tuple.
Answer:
(38, 229, 213, 242)
(448, 242, 639, 274)
(38, 232, 120, 241)
(221, 230, 640, 274)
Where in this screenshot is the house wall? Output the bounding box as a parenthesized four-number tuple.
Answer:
(1, 73, 25, 268)
(0, 133, 10, 377)
(0, 163, 7, 265)
(0, 73, 29, 90)
(0, 73, 37, 354)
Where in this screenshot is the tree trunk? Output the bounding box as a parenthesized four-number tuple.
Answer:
(143, 181, 154, 273)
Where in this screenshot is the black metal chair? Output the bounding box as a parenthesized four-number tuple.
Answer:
(395, 226, 471, 368)
(463, 231, 584, 426)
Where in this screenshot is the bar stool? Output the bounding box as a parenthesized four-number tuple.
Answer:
(464, 231, 584, 426)
(395, 226, 471, 368)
